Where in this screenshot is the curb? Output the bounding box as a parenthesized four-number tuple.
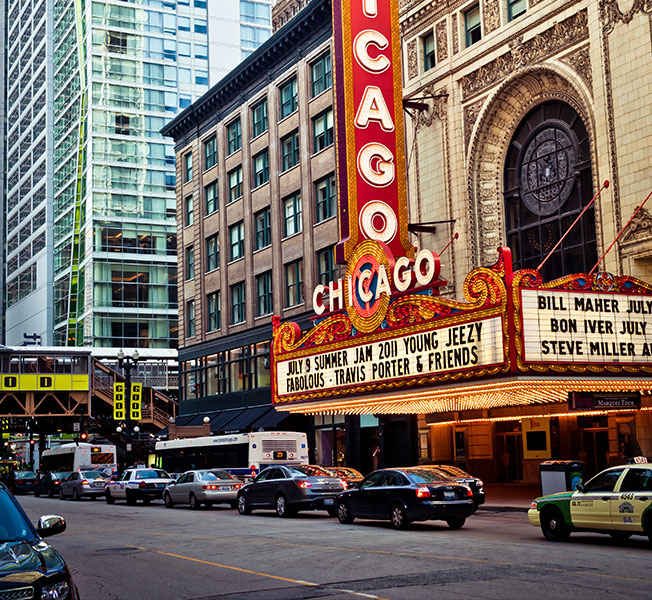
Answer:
(478, 505, 529, 513)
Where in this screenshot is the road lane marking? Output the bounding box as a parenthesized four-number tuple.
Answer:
(132, 546, 390, 599)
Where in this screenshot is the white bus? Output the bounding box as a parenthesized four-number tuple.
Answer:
(40, 443, 118, 474)
(154, 431, 309, 479)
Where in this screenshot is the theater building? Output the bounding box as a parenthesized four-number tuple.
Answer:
(271, 0, 652, 484)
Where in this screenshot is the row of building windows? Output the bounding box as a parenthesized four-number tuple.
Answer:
(185, 244, 335, 336)
(421, 0, 527, 72)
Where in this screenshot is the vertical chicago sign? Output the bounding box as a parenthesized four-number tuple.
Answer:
(333, 0, 413, 263)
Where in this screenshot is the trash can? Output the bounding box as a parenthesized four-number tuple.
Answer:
(539, 460, 584, 495)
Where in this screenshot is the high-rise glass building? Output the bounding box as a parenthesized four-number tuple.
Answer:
(4, 0, 272, 349)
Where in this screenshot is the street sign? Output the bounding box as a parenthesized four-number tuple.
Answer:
(73, 423, 80, 432)
(113, 382, 125, 420)
(130, 382, 142, 420)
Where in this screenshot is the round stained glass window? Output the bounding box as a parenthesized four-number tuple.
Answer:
(520, 127, 576, 216)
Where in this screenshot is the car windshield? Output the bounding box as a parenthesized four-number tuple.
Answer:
(134, 470, 168, 480)
(289, 465, 331, 478)
(0, 492, 36, 543)
(80, 471, 105, 479)
(403, 469, 455, 484)
(197, 471, 218, 481)
(209, 470, 235, 480)
(15, 471, 36, 479)
(53, 472, 70, 480)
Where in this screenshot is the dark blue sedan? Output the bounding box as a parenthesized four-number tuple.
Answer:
(336, 467, 474, 529)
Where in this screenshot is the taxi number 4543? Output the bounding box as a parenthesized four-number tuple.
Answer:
(620, 493, 635, 500)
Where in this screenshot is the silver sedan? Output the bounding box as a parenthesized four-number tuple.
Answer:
(59, 471, 107, 500)
(163, 469, 244, 510)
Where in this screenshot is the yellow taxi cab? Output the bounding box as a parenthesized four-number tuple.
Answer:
(528, 462, 652, 542)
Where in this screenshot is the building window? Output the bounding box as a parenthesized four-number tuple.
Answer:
(254, 207, 271, 250)
(186, 246, 194, 280)
(185, 195, 194, 226)
(228, 166, 243, 202)
(252, 98, 268, 137)
(115, 114, 131, 135)
(280, 77, 298, 118)
(106, 31, 128, 54)
(205, 181, 218, 215)
(184, 152, 192, 181)
(311, 52, 332, 97)
(187, 300, 195, 337)
(285, 259, 304, 307)
(465, 5, 482, 47)
(231, 282, 246, 324)
(256, 271, 273, 317)
(508, 0, 526, 21)
(313, 109, 334, 152)
(206, 234, 219, 271)
(314, 173, 336, 223)
(283, 193, 302, 237)
(281, 130, 300, 171)
(227, 119, 242, 154)
(422, 31, 435, 71)
(204, 135, 217, 170)
(207, 290, 221, 332)
(317, 246, 336, 285)
(229, 221, 245, 261)
(253, 150, 270, 187)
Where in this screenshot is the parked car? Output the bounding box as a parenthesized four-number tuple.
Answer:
(321, 466, 364, 489)
(59, 470, 108, 500)
(529, 463, 652, 542)
(34, 471, 71, 498)
(164, 469, 244, 509)
(336, 467, 474, 530)
(13, 471, 38, 495)
(0, 482, 79, 598)
(105, 467, 172, 505)
(237, 464, 345, 517)
(419, 465, 485, 511)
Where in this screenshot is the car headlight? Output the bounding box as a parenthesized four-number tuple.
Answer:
(41, 580, 70, 600)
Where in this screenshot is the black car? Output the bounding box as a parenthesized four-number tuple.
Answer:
(336, 467, 474, 530)
(237, 465, 345, 517)
(13, 471, 38, 495)
(34, 472, 72, 498)
(420, 465, 485, 512)
(0, 482, 78, 599)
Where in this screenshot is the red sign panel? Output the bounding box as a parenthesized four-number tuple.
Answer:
(333, 0, 413, 263)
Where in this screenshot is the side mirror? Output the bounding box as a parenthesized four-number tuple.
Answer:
(575, 483, 585, 493)
(37, 515, 66, 538)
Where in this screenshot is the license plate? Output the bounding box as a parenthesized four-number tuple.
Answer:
(324, 498, 334, 506)
(444, 491, 456, 499)
(157, 483, 165, 488)
(220, 486, 231, 490)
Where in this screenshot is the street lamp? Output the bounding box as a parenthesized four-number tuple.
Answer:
(116, 350, 141, 465)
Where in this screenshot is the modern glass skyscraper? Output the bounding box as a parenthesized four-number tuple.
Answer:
(4, 0, 272, 349)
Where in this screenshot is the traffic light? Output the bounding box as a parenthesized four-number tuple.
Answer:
(80, 432, 88, 442)
(29, 439, 35, 446)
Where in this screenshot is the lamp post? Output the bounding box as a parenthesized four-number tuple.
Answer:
(116, 350, 141, 466)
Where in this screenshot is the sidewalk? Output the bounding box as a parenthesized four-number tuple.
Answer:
(479, 483, 542, 512)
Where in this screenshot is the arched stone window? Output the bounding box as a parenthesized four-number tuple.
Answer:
(503, 100, 597, 280)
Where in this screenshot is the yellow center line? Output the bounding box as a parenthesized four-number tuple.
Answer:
(128, 546, 390, 600)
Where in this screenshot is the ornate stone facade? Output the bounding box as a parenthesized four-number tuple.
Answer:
(435, 19, 448, 62)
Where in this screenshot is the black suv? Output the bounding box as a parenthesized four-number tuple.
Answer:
(0, 482, 78, 599)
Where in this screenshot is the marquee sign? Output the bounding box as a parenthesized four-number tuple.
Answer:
(332, 0, 413, 262)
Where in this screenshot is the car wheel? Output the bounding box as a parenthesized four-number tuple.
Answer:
(337, 500, 354, 524)
(126, 491, 137, 506)
(608, 532, 632, 541)
(390, 503, 409, 530)
(446, 517, 466, 530)
(540, 507, 571, 542)
(72, 489, 80, 501)
(275, 494, 291, 518)
(59, 489, 64, 500)
(237, 494, 251, 515)
(105, 490, 115, 504)
(189, 493, 200, 510)
(164, 492, 174, 508)
(48, 489, 54, 499)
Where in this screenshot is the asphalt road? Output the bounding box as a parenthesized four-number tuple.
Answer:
(17, 494, 652, 600)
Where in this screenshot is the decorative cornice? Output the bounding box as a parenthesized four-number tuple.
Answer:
(600, 0, 652, 35)
(621, 208, 652, 246)
(460, 9, 589, 101)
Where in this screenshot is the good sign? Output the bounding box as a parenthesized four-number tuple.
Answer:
(521, 289, 652, 363)
(276, 316, 504, 397)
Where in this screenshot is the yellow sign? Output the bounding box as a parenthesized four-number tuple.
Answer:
(130, 382, 142, 421)
(0, 374, 90, 392)
(522, 417, 551, 460)
(114, 382, 125, 420)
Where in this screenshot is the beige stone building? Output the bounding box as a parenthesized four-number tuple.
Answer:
(400, 0, 652, 481)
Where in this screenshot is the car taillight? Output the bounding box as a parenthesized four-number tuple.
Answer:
(54, 481, 60, 485)
(139, 481, 147, 488)
(234, 484, 242, 489)
(416, 486, 431, 498)
(81, 480, 89, 485)
(467, 488, 473, 497)
(203, 485, 219, 490)
(297, 480, 312, 488)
